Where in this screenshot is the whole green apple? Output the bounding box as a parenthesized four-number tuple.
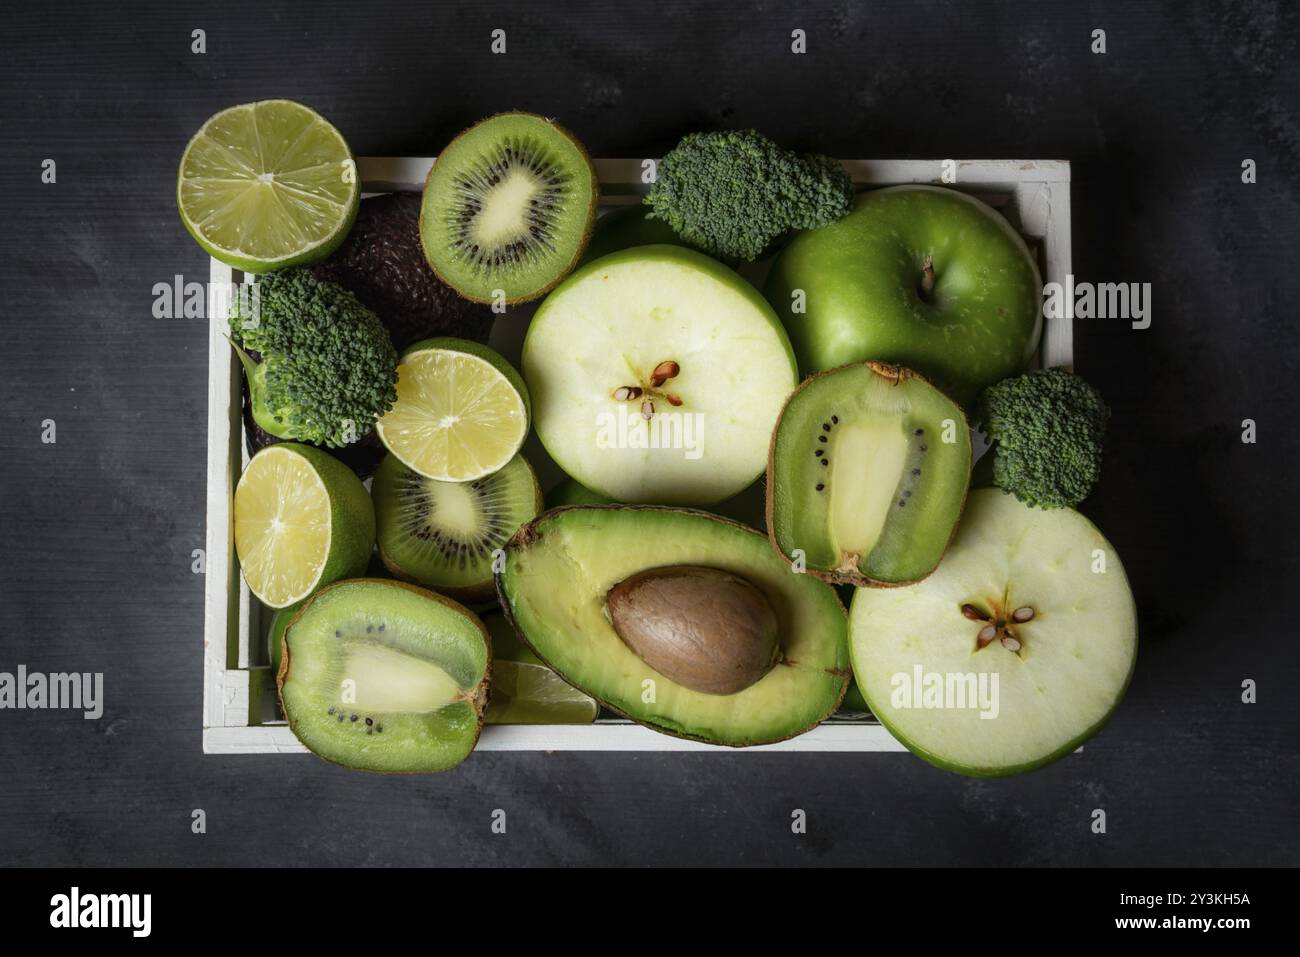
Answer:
(765, 185, 1042, 406)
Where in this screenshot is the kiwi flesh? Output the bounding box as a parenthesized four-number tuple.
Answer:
(420, 112, 598, 303)
(278, 579, 490, 773)
(372, 451, 542, 602)
(767, 362, 972, 586)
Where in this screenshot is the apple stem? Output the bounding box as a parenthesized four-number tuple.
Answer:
(920, 255, 936, 300)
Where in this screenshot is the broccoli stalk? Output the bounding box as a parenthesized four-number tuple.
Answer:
(228, 339, 291, 438)
(644, 130, 855, 261)
(228, 268, 398, 448)
(974, 367, 1111, 510)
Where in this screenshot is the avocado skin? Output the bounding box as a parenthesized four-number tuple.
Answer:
(311, 192, 492, 351)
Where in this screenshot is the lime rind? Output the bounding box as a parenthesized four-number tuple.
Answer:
(376, 339, 531, 483)
(177, 100, 360, 273)
(234, 443, 375, 608)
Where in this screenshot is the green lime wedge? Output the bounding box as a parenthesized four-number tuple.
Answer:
(483, 615, 598, 725)
(177, 100, 359, 272)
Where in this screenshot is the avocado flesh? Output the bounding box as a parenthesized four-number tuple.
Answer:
(769, 363, 971, 584)
(497, 506, 849, 746)
(279, 580, 489, 773)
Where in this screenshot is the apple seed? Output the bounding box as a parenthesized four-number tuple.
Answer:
(650, 360, 680, 387)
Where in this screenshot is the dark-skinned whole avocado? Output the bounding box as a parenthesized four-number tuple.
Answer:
(310, 192, 491, 351)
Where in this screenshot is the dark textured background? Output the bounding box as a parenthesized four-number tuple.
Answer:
(0, 0, 1296, 866)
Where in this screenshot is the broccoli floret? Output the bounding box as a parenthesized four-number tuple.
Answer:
(975, 367, 1111, 510)
(229, 268, 398, 448)
(644, 129, 854, 261)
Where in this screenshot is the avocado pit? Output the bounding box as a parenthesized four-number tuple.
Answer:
(605, 565, 779, 696)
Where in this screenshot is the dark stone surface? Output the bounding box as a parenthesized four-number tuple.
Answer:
(0, 0, 1296, 866)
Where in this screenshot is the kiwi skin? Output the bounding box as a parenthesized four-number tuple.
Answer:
(763, 361, 971, 589)
(275, 577, 492, 775)
(420, 112, 599, 305)
(376, 455, 544, 606)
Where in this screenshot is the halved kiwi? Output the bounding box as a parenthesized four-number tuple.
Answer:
(767, 362, 972, 586)
(372, 451, 542, 602)
(420, 112, 598, 303)
(278, 579, 490, 773)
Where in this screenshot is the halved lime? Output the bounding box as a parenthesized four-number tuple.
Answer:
(234, 444, 375, 608)
(376, 338, 530, 483)
(177, 100, 359, 272)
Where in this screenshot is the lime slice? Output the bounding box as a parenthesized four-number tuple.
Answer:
(234, 444, 375, 608)
(376, 338, 530, 482)
(177, 100, 359, 272)
(483, 615, 598, 725)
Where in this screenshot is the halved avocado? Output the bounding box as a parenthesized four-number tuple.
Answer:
(767, 362, 971, 585)
(496, 506, 850, 746)
(278, 579, 490, 773)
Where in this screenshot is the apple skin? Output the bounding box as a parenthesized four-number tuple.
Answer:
(854, 625, 1137, 779)
(765, 185, 1042, 407)
(847, 493, 1138, 778)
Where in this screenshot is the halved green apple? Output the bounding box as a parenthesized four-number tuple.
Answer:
(522, 245, 798, 506)
(850, 489, 1138, 776)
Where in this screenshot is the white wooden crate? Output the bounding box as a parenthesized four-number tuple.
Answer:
(203, 157, 1072, 755)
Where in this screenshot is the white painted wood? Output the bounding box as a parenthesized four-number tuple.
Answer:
(203, 157, 1073, 754)
(205, 719, 907, 754)
(1041, 180, 1074, 368)
(203, 258, 238, 732)
(357, 156, 1071, 192)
